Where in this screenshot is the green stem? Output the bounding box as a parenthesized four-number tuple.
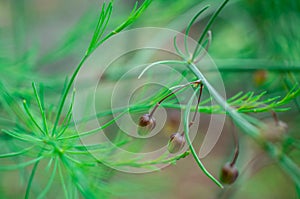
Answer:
(32, 82, 49, 135)
(52, 54, 89, 136)
(23, 100, 46, 136)
(186, 62, 300, 191)
(187, 62, 261, 139)
(37, 158, 58, 199)
(183, 87, 223, 188)
(58, 162, 69, 199)
(25, 150, 44, 199)
(58, 109, 127, 140)
(0, 146, 35, 158)
(191, 0, 229, 61)
(111, 151, 190, 167)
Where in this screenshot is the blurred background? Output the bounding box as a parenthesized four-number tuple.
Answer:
(0, 0, 300, 198)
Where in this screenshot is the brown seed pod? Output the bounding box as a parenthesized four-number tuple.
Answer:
(220, 162, 239, 184)
(137, 114, 156, 136)
(261, 119, 288, 142)
(167, 132, 185, 153)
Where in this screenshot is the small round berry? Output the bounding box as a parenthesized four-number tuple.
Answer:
(167, 132, 185, 154)
(220, 162, 239, 184)
(137, 114, 156, 136)
(139, 114, 155, 127)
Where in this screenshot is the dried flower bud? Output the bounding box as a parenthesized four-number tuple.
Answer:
(253, 70, 268, 86)
(261, 119, 288, 142)
(137, 114, 156, 136)
(167, 132, 185, 153)
(220, 162, 239, 184)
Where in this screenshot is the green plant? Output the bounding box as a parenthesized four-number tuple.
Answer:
(0, 1, 154, 198)
(136, 0, 300, 192)
(1, 0, 300, 198)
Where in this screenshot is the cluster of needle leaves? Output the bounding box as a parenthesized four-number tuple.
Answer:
(0, 1, 153, 198)
(0, 0, 300, 198)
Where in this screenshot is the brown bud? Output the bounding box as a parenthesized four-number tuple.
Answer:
(261, 119, 288, 142)
(167, 132, 185, 153)
(253, 70, 268, 86)
(220, 162, 239, 184)
(137, 114, 156, 136)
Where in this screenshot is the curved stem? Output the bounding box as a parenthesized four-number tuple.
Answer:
(149, 80, 201, 117)
(181, 83, 203, 136)
(191, 0, 229, 62)
(191, 84, 203, 127)
(173, 35, 187, 59)
(52, 54, 89, 136)
(194, 30, 212, 63)
(187, 62, 261, 139)
(183, 87, 223, 188)
(230, 120, 239, 167)
(271, 110, 279, 126)
(23, 100, 46, 136)
(32, 82, 49, 135)
(184, 5, 210, 56)
(25, 150, 44, 199)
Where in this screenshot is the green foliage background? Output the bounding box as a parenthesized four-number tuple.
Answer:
(0, 0, 300, 198)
